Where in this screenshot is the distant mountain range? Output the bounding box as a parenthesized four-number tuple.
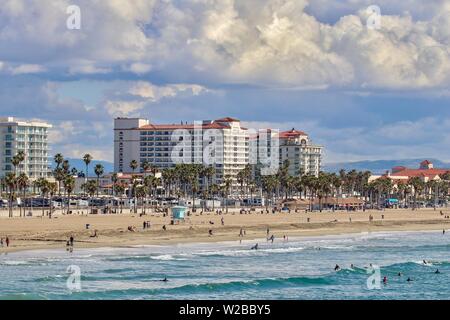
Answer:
(323, 158, 450, 174)
(50, 158, 114, 177)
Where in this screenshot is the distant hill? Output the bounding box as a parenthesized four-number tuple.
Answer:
(50, 158, 114, 177)
(323, 158, 450, 174)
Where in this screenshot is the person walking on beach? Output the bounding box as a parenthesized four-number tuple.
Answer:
(69, 236, 74, 247)
(5, 237, 9, 247)
(266, 227, 270, 237)
(221, 217, 224, 226)
(0, 238, 3, 247)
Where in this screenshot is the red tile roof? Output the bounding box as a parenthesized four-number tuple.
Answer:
(138, 117, 246, 130)
(215, 117, 240, 122)
(140, 122, 228, 130)
(279, 129, 308, 139)
(392, 168, 450, 178)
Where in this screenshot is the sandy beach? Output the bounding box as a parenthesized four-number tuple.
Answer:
(1, 207, 450, 253)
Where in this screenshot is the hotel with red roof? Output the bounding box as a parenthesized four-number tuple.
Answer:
(114, 117, 323, 189)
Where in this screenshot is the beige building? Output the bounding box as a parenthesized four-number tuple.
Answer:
(279, 129, 323, 177)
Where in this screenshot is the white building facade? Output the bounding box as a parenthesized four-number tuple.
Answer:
(114, 117, 249, 187)
(0, 117, 52, 179)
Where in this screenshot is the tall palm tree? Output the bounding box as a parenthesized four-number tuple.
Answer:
(64, 175, 75, 214)
(83, 180, 97, 214)
(54, 153, 64, 169)
(94, 164, 104, 197)
(111, 173, 118, 197)
(115, 184, 125, 213)
(5, 173, 17, 218)
(83, 154, 93, 182)
(34, 178, 49, 217)
(17, 173, 29, 217)
(408, 177, 425, 210)
(12, 151, 26, 176)
(222, 175, 233, 213)
(48, 182, 57, 218)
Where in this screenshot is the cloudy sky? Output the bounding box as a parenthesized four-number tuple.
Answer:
(1, 0, 450, 164)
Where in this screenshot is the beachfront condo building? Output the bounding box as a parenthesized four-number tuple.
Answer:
(0, 117, 52, 180)
(279, 129, 323, 177)
(114, 117, 249, 190)
(114, 118, 324, 190)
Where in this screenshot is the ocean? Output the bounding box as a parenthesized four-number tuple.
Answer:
(0, 231, 449, 300)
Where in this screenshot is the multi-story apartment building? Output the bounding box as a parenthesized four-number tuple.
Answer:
(114, 118, 323, 192)
(0, 117, 52, 179)
(279, 129, 323, 177)
(114, 117, 249, 188)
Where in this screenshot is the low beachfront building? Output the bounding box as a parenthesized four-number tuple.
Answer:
(369, 160, 450, 185)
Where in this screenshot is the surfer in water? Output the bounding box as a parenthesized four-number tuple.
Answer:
(334, 264, 341, 271)
(435, 269, 441, 274)
(251, 243, 259, 250)
(407, 277, 413, 282)
(161, 277, 168, 282)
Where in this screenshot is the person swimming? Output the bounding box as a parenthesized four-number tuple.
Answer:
(383, 276, 388, 284)
(398, 272, 403, 276)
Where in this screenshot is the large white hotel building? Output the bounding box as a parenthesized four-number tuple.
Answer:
(114, 117, 323, 186)
(0, 117, 52, 179)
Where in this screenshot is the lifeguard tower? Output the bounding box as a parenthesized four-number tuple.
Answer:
(171, 206, 187, 224)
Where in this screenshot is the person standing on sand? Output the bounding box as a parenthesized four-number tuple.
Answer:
(69, 236, 74, 247)
(0, 238, 3, 247)
(6, 237, 10, 247)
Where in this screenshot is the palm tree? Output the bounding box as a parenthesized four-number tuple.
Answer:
(83, 180, 97, 214)
(210, 184, 219, 211)
(54, 153, 64, 169)
(34, 178, 49, 217)
(408, 177, 425, 210)
(48, 182, 57, 218)
(17, 173, 29, 217)
(141, 160, 151, 174)
(115, 184, 125, 213)
(130, 160, 138, 173)
(12, 151, 25, 176)
(5, 173, 17, 218)
(83, 154, 93, 182)
(222, 175, 233, 213)
(94, 164, 104, 197)
(111, 173, 118, 197)
(63, 175, 75, 214)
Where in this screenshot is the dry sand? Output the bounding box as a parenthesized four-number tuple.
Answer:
(1, 207, 450, 253)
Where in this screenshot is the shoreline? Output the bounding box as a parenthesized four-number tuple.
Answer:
(1, 208, 450, 254)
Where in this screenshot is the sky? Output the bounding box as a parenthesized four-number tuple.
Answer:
(1, 0, 450, 164)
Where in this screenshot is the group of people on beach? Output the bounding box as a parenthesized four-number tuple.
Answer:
(0, 237, 10, 248)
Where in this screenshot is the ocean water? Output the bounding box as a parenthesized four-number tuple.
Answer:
(0, 231, 449, 300)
